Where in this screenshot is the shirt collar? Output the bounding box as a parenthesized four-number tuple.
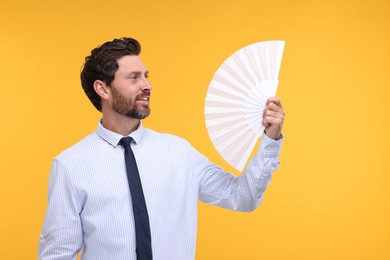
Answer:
(96, 119, 145, 147)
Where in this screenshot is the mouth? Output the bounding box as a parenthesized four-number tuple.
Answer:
(136, 97, 150, 101)
(135, 95, 150, 107)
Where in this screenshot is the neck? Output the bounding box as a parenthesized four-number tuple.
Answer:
(101, 108, 140, 136)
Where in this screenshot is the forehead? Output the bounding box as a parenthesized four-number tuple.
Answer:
(116, 55, 147, 73)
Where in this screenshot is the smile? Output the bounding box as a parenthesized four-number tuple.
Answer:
(136, 97, 149, 101)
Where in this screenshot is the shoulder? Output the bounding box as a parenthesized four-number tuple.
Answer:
(143, 128, 190, 146)
(54, 132, 101, 163)
(140, 128, 195, 157)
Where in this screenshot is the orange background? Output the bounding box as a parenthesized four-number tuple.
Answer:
(1, 0, 389, 259)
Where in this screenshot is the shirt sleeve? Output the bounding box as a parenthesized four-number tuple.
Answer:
(38, 159, 83, 260)
(192, 134, 283, 212)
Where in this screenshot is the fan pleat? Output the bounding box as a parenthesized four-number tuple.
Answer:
(231, 54, 256, 88)
(220, 130, 256, 169)
(221, 62, 253, 92)
(213, 125, 249, 149)
(206, 92, 244, 105)
(205, 111, 243, 121)
(205, 112, 242, 126)
(213, 73, 248, 95)
(233, 133, 258, 170)
(209, 84, 247, 100)
(207, 117, 246, 133)
(205, 100, 242, 109)
(207, 86, 246, 101)
(244, 47, 263, 83)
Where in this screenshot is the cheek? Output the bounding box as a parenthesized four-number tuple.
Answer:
(118, 85, 137, 97)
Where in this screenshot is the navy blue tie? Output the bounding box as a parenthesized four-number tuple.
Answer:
(119, 137, 152, 260)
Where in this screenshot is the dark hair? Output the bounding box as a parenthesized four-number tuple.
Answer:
(80, 37, 141, 111)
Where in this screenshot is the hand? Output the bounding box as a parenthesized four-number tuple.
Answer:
(262, 97, 285, 140)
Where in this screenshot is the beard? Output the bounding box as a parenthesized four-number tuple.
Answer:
(110, 87, 151, 119)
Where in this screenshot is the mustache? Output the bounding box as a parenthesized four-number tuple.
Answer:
(135, 92, 151, 99)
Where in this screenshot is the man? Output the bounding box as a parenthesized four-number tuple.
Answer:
(38, 37, 285, 260)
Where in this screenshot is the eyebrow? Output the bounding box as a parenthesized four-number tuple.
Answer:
(129, 70, 149, 76)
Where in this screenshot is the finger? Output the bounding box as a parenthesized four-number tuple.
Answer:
(263, 114, 284, 126)
(263, 109, 285, 125)
(263, 104, 284, 119)
(266, 97, 283, 108)
(265, 102, 285, 114)
(263, 115, 284, 127)
(263, 109, 279, 119)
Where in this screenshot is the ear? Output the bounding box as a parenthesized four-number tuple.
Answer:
(93, 80, 109, 100)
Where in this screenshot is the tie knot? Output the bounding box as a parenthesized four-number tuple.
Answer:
(119, 137, 134, 149)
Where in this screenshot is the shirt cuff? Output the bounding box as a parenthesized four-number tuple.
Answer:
(258, 133, 284, 158)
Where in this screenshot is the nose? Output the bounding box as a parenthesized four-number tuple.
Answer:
(141, 76, 152, 91)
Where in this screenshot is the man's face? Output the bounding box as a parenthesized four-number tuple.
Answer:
(108, 55, 152, 119)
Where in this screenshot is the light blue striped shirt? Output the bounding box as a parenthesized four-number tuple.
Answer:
(38, 121, 283, 260)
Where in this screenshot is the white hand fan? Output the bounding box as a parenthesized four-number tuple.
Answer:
(204, 41, 285, 171)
